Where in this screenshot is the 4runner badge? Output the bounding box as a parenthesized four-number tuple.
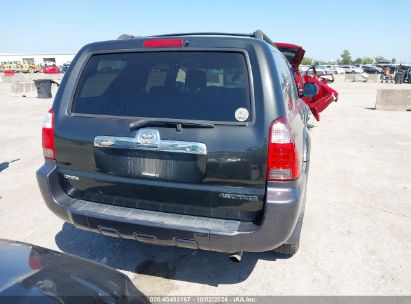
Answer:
(218, 193, 258, 202)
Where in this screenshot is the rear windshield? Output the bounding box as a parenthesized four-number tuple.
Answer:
(277, 47, 297, 64)
(72, 51, 251, 122)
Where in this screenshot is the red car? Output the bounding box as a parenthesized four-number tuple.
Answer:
(42, 65, 59, 74)
(275, 42, 338, 121)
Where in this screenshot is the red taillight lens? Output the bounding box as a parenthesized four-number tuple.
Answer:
(267, 117, 300, 181)
(143, 38, 184, 48)
(29, 250, 42, 270)
(42, 108, 55, 159)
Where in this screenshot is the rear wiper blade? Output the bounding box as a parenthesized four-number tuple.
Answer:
(130, 118, 215, 130)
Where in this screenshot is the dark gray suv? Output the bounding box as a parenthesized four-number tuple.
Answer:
(37, 31, 315, 258)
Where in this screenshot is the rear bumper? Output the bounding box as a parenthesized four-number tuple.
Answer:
(37, 160, 307, 253)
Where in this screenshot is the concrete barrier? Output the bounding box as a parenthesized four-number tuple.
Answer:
(0, 74, 26, 83)
(345, 74, 380, 83)
(11, 82, 37, 97)
(9, 82, 59, 98)
(1, 73, 62, 83)
(367, 74, 381, 83)
(0, 73, 61, 98)
(333, 74, 345, 83)
(51, 83, 59, 97)
(0, 83, 11, 94)
(375, 89, 411, 111)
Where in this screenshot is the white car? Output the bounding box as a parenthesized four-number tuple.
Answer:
(304, 68, 327, 76)
(44, 61, 56, 67)
(331, 66, 346, 74)
(353, 66, 364, 74)
(299, 65, 328, 76)
(317, 65, 334, 74)
(341, 65, 354, 73)
(341, 65, 363, 74)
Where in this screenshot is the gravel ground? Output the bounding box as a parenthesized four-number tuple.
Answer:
(0, 79, 410, 296)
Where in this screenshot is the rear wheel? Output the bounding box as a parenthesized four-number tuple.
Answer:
(273, 225, 301, 255)
(273, 149, 308, 256)
(273, 242, 299, 255)
(273, 186, 307, 256)
(273, 210, 304, 255)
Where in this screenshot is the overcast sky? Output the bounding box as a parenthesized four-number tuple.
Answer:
(1, 0, 410, 62)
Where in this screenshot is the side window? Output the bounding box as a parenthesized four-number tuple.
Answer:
(176, 67, 187, 91)
(79, 59, 126, 98)
(288, 66, 299, 100)
(205, 69, 223, 87)
(174, 67, 247, 88)
(272, 50, 295, 111)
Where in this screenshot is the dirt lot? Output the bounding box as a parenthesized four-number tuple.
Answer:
(0, 78, 410, 296)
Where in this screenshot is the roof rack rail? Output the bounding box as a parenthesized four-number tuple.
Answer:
(252, 30, 274, 45)
(152, 32, 252, 38)
(120, 30, 274, 45)
(117, 34, 136, 40)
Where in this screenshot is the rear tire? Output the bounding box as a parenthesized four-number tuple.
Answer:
(273, 147, 309, 256)
(273, 189, 306, 256)
(273, 236, 300, 255)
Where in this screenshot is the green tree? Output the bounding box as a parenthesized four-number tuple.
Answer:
(362, 57, 373, 64)
(353, 58, 363, 65)
(391, 58, 397, 64)
(374, 56, 384, 64)
(340, 50, 352, 65)
(301, 57, 313, 65)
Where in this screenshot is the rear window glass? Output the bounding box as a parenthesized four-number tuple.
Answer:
(72, 51, 251, 122)
(277, 47, 297, 65)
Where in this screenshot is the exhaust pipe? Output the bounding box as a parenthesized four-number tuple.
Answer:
(229, 251, 243, 263)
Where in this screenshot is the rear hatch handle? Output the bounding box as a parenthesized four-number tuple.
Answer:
(95, 128, 207, 155)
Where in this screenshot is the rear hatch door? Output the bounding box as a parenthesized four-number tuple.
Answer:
(274, 42, 305, 71)
(55, 49, 266, 222)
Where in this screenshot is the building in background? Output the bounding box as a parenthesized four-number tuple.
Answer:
(0, 53, 74, 65)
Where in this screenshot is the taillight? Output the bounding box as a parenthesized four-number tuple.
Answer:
(42, 108, 55, 159)
(29, 250, 42, 270)
(143, 38, 184, 48)
(267, 116, 300, 181)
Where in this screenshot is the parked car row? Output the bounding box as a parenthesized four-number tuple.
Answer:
(299, 64, 398, 75)
(392, 65, 411, 83)
(406, 67, 411, 83)
(360, 65, 383, 74)
(0, 61, 70, 74)
(300, 65, 350, 75)
(299, 63, 411, 83)
(340, 65, 364, 74)
(330, 66, 346, 74)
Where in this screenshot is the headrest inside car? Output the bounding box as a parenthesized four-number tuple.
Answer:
(185, 70, 207, 91)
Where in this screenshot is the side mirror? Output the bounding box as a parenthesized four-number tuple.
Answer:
(303, 82, 318, 98)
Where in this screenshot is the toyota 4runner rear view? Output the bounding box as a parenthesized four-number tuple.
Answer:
(37, 31, 320, 258)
